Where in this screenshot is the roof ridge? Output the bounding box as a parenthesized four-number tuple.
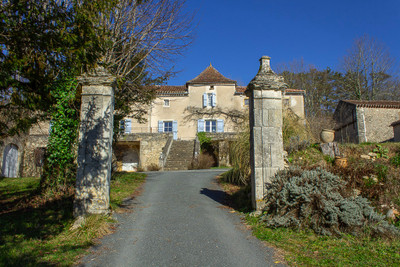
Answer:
(186, 65, 236, 85)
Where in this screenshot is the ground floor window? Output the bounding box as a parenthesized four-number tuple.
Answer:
(198, 119, 224, 133)
(205, 120, 217, 132)
(158, 120, 178, 140)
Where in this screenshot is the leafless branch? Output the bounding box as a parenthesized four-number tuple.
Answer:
(184, 106, 247, 125)
(100, 0, 194, 78)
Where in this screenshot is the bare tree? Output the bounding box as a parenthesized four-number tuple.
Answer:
(101, 0, 194, 79)
(339, 35, 399, 100)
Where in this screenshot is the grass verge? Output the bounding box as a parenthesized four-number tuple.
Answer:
(0, 172, 146, 266)
(218, 174, 400, 266)
(246, 215, 400, 266)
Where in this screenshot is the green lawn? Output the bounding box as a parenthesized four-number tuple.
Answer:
(0, 172, 146, 266)
(246, 215, 400, 266)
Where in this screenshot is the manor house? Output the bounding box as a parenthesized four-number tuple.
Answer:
(1, 64, 305, 177)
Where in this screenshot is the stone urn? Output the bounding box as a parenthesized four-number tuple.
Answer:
(320, 129, 335, 143)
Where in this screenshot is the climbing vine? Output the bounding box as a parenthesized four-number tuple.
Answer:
(40, 75, 80, 191)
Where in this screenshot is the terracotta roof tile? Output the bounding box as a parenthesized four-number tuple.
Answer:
(186, 64, 236, 85)
(235, 86, 246, 94)
(342, 100, 400, 109)
(155, 85, 187, 96)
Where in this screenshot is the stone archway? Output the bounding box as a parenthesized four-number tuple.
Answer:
(2, 143, 19, 178)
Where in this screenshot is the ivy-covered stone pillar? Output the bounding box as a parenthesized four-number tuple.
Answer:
(74, 66, 116, 217)
(245, 56, 287, 210)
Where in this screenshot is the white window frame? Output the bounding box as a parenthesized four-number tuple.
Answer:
(163, 121, 173, 132)
(164, 99, 170, 107)
(203, 92, 216, 108)
(205, 120, 217, 133)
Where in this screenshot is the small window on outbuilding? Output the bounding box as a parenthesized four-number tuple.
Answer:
(244, 98, 249, 106)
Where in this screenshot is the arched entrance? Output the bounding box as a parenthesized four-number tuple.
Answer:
(2, 143, 19, 177)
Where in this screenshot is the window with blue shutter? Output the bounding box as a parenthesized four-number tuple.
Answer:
(217, 119, 224, 133)
(212, 92, 216, 107)
(205, 120, 216, 132)
(49, 121, 53, 134)
(125, 119, 132, 134)
(198, 119, 205, 132)
(203, 93, 207, 108)
(164, 121, 173, 132)
(158, 120, 163, 132)
(173, 121, 178, 140)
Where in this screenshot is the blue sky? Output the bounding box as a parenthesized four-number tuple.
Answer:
(167, 0, 400, 86)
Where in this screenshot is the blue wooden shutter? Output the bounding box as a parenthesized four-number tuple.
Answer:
(125, 119, 132, 134)
(198, 119, 205, 132)
(217, 119, 224, 133)
(212, 92, 216, 107)
(49, 121, 53, 134)
(173, 121, 178, 140)
(203, 93, 207, 107)
(158, 120, 163, 133)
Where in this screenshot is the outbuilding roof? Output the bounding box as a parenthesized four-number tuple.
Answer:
(341, 100, 400, 109)
(186, 64, 236, 85)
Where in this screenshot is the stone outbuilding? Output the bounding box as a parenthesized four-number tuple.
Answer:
(334, 100, 400, 143)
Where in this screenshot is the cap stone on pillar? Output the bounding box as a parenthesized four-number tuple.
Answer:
(245, 56, 287, 96)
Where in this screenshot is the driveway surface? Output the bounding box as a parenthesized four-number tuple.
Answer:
(79, 170, 284, 267)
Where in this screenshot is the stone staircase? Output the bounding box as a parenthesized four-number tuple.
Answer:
(164, 140, 195, 171)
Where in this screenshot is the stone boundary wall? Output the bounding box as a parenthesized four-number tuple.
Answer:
(117, 133, 171, 170)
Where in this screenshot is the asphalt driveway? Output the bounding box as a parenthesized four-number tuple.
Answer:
(78, 170, 284, 267)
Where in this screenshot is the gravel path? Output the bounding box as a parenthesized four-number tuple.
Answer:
(78, 170, 285, 267)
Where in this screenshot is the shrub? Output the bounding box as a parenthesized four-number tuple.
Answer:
(188, 153, 215, 169)
(283, 109, 314, 154)
(391, 152, 400, 167)
(261, 167, 400, 238)
(147, 163, 160, 171)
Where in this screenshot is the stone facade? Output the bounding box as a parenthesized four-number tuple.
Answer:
(334, 100, 400, 143)
(22, 135, 49, 177)
(246, 56, 286, 210)
(123, 64, 305, 141)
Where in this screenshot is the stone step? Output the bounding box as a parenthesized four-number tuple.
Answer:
(164, 140, 195, 171)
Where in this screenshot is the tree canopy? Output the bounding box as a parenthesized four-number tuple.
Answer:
(0, 0, 117, 137)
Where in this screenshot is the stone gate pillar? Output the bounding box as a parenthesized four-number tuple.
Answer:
(245, 56, 287, 210)
(74, 66, 116, 217)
